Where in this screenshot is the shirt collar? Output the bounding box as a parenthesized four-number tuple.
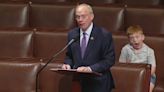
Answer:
(80, 22, 93, 36)
(129, 43, 147, 52)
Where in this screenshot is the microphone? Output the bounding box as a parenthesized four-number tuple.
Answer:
(36, 36, 79, 92)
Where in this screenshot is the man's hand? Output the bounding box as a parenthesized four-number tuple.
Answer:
(77, 66, 92, 72)
(62, 64, 71, 70)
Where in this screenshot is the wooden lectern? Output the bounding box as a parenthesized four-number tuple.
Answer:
(50, 68, 102, 92)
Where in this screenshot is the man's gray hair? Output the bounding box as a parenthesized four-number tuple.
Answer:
(76, 3, 94, 14)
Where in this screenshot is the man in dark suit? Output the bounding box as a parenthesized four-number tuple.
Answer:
(62, 3, 115, 92)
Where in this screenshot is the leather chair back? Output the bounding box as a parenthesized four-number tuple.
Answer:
(0, 3, 29, 28)
(34, 31, 67, 62)
(111, 63, 151, 92)
(93, 6, 125, 32)
(0, 60, 40, 92)
(125, 7, 164, 34)
(30, 4, 75, 29)
(0, 31, 33, 58)
(145, 35, 164, 92)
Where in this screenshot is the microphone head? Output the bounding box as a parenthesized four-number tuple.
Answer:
(68, 37, 78, 45)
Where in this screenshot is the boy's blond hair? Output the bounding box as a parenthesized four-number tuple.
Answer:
(126, 25, 144, 36)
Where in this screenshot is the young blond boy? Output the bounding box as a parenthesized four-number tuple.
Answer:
(119, 25, 156, 92)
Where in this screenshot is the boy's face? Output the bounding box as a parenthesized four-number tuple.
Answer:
(128, 32, 145, 50)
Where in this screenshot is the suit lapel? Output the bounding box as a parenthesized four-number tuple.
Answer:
(72, 28, 82, 61)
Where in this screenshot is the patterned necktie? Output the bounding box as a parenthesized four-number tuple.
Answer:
(81, 32, 87, 58)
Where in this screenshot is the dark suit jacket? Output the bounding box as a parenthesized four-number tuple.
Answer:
(64, 25, 115, 92)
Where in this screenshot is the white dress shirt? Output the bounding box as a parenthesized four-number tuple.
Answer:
(80, 23, 93, 47)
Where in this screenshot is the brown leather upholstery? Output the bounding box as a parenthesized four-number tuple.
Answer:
(0, 59, 40, 92)
(93, 6, 125, 32)
(0, 3, 163, 34)
(112, 34, 128, 61)
(30, 4, 75, 29)
(115, 0, 162, 6)
(111, 63, 151, 92)
(34, 31, 67, 61)
(0, 31, 33, 58)
(30, 0, 77, 4)
(125, 0, 160, 6)
(0, 0, 28, 3)
(39, 62, 73, 92)
(1, 0, 163, 6)
(0, 3, 29, 28)
(125, 7, 164, 34)
(145, 35, 164, 92)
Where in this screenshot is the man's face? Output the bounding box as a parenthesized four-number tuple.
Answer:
(75, 6, 94, 31)
(128, 32, 145, 50)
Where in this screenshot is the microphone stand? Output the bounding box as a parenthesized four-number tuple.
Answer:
(36, 39, 75, 92)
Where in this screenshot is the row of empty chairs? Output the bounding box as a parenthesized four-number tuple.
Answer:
(0, 3, 164, 34)
(0, 0, 164, 6)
